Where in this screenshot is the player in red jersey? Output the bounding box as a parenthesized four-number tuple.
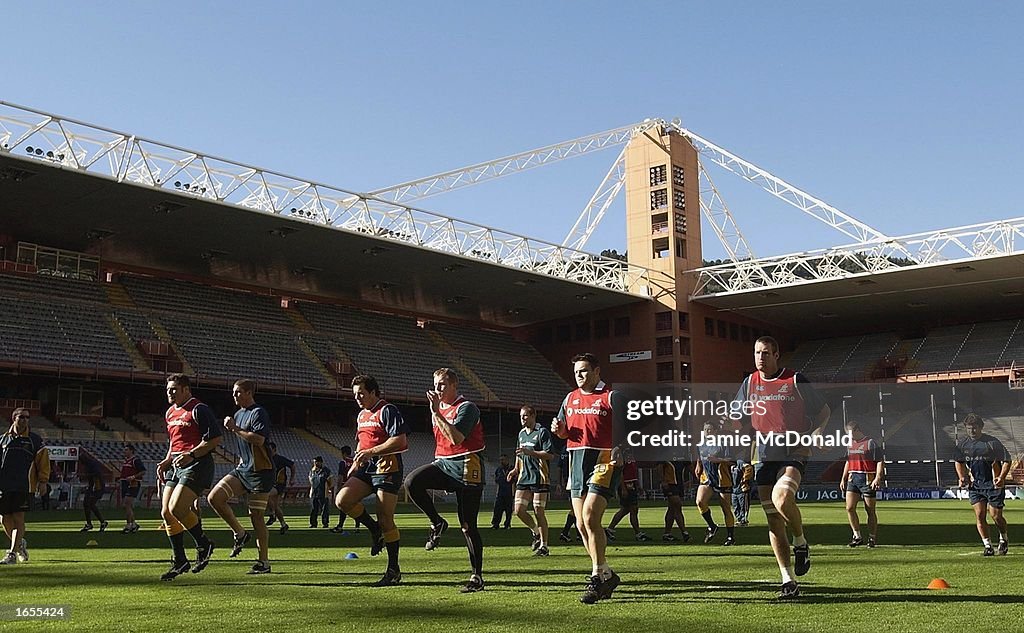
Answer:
(552, 353, 623, 604)
(156, 374, 222, 581)
(659, 460, 691, 542)
(604, 448, 649, 542)
(119, 445, 146, 533)
(839, 420, 884, 548)
(405, 368, 486, 593)
(335, 375, 410, 586)
(732, 337, 829, 600)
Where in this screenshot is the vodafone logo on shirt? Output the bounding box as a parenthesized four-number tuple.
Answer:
(566, 406, 609, 416)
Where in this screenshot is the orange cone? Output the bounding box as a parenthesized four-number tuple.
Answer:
(927, 578, 950, 590)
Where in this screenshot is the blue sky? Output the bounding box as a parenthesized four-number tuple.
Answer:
(5, 2, 1022, 261)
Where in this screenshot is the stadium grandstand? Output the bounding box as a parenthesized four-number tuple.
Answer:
(2, 102, 1023, 503)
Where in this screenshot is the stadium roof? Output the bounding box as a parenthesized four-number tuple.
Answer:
(0, 152, 651, 327)
(0, 102, 668, 310)
(694, 252, 1024, 337)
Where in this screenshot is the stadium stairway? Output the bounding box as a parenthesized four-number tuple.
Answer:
(103, 281, 137, 310)
(290, 427, 344, 462)
(284, 306, 315, 332)
(104, 313, 151, 372)
(426, 329, 498, 402)
(328, 340, 355, 369)
(896, 338, 926, 374)
(147, 318, 194, 375)
(296, 337, 339, 389)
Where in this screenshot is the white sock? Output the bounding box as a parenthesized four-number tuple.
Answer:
(982, 537, 992, 547)
(999, 533, 1007, 542)
(852, 530, 861, 539)
(793, 534, 807, 548)
(598, 564, 613, 580)
(780, 564, 794, 584)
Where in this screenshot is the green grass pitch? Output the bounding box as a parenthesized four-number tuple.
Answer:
(1, 500, 1021, 632)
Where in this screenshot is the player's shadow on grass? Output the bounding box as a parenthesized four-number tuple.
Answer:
(610, 580, 1024, 605)
(794, 586, 1024, 605)
(805, 523, 1012, 546)
(610, 551, 768, 558)
(308, 567, 587, 577)
(19, 517, 1009, 552)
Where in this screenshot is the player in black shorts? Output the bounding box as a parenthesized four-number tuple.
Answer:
(839, 420, 884, 548)
(157, 374, 222, 581)
(660, 461, 690, 542)
(509, 406, 556, 555)
(954, 413, 1011, 556)
(335, 375, 410, 586)
(119, 445, 146, 534)
(78, 452, 109, 533)
(209, 380, 276, 574)
(405, 368, 487, 593)
(695, 422, 737, 545)
(0, 408, 50, 565)
(605, 449, 649, 542)
(731, 337, 830, 599)
(331, 446, 356, 534)
(266, 442, 294, 534)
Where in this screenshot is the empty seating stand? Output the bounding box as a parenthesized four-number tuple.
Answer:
(910, 325, 976, 373)
(833, 333, 900, 382)
(799, 336, 863, 383)
(1, 270, 609, 408)
(0, 295, 131, 371)
(433, 324, 570, 407)
(159, 314, 331, 389)
(121, 275, 294, 328)
(950, 320, 1019, 370)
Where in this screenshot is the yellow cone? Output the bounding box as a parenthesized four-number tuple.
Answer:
(86, 539, 98, 546)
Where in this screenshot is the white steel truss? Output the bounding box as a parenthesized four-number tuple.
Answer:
(365, 121, 662, 204)
(692, 217, 1024, 297)
(0, 101, 664, 297)
(561, 147, 627, 251)
(697, 159, 756, 262)
(669, 123, 891, 245)
(366, 118, 888, 258)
